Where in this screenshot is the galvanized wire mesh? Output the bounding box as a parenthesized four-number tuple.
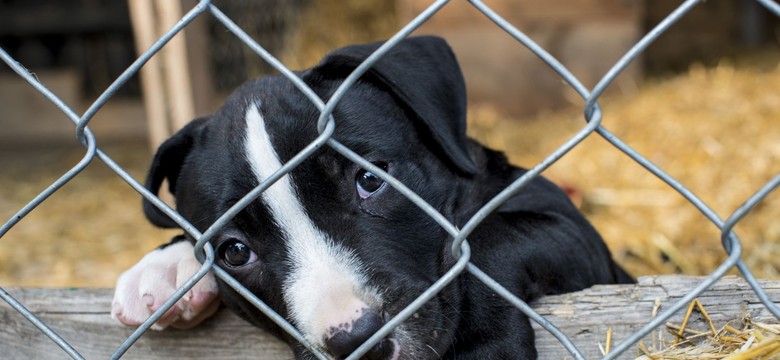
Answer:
(2, 0, 780, 359)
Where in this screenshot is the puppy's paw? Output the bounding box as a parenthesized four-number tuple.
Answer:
(112, 240, 219, 330)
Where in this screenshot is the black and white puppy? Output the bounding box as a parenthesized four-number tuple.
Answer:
(112, 36, 632, 359)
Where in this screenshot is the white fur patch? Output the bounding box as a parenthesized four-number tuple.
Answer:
(243, 103, 381, 344)
(112, 241, 219, 330)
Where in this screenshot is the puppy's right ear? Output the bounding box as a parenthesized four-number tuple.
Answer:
(143, 116, 211, 228)
(308, 36, 479, 176)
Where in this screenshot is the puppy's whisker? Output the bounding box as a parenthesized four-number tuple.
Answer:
(425, 344, 443, 359)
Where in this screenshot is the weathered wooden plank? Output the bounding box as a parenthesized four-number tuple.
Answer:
(1, 275, 778, 359)
(530, 275, 780, 359)
(0, 288, 292, 359)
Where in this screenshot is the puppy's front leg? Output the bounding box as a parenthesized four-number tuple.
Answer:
(112, 236, 220, 330)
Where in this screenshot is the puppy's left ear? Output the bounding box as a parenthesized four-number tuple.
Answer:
(310, 36, 478, 176)
(143, 116, 211, 228)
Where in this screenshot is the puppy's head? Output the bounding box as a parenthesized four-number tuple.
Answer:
(143, 36, 479, 359)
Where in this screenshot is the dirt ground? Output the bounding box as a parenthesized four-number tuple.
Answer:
(0, 144, 178, 287)
(1, 55, 779, 288)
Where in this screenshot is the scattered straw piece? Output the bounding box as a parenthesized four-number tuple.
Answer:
(634, 299, 780, 360)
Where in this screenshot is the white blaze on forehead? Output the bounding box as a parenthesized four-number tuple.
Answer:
(243, 103, 380, 343)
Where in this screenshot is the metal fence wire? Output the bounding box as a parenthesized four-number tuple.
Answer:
(2, 0, 780, 359)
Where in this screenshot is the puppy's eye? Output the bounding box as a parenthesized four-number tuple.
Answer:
(218, 240, 258, 268)
(356, 162, 388, 199)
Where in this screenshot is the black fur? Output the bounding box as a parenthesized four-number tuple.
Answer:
(142, 36, 632, 359)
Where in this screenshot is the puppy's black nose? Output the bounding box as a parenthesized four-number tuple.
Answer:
(324, 310, 394, 359)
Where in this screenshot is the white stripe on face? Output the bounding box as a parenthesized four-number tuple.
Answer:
(243, 103, 381, 344)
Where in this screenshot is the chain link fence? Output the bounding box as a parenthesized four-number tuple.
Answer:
(2, 0, 780, 359)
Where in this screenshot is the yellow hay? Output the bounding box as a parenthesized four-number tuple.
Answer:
(627, 299, 780, 360)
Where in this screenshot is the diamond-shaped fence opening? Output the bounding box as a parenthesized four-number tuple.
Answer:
(1, 1, 779, 359)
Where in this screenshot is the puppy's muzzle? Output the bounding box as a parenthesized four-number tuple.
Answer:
(323, 308, 395, 359)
